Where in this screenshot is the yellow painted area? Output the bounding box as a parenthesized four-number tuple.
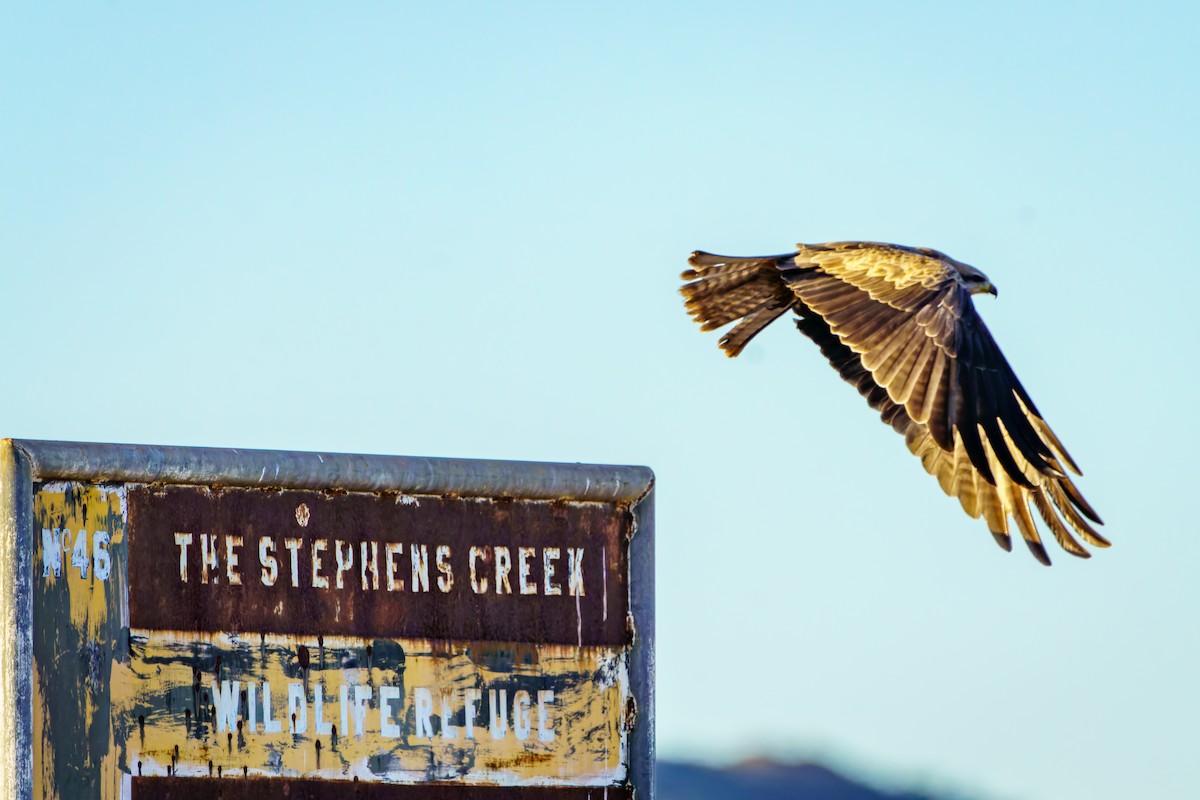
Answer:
(33, 483, 124, 636)
(32, 483, 128, 800)
(114, 632, 629, 786)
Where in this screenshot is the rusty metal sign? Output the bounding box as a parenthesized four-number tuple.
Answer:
(0, 441, 654, 800)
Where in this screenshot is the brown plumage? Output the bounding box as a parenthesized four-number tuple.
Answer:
(681, 242, 1106, 565)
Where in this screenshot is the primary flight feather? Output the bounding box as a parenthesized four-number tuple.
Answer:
(680, 241, 1106, 565)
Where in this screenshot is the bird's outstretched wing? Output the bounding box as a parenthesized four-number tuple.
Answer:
(681, 243, 1106, 564)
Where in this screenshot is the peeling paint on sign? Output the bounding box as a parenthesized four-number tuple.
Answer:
(117, 632, 628, 785)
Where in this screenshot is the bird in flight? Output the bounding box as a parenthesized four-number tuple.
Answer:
(680, 242, 1106, 564)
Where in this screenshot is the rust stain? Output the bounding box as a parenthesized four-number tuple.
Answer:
(481, 751, 557, 770)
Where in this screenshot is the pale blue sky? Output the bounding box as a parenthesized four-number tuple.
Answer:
(4, 3, 1198, 798)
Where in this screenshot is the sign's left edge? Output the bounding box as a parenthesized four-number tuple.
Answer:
(1, 439, 35, 800)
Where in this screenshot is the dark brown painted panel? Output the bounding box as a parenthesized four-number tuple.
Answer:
(132, 776, 632, 799)
(127, 486, 630, 647)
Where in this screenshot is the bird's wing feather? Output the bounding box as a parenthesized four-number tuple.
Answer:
(801, 241, 951, 299)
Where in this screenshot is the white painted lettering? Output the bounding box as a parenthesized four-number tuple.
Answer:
(262, 682, 282, 733)
(537, 690, 555, 741)
(379, 686, 401, 738)
(259, 537, 278, 586)
(489, 689, 508, 739)
(334, 540, 354, 589)
(247, 683, 258, 732)
(411, 544, 429, 592)
(469, 547, 488, 594)
(41, 529, 63, 578)
(440, 691, 459, 739)
(436, 545, 453, 592)
(414, 687, 434, 739)
(155, 531, 588, 613)
(283, 538, 303, 588)
(311, 539, 329, 589)
(200, 533, 219, 584)
(92, 531, 111, 581)
(464, 687, 481, 739)
(174, 532, 193, 582)
(339, 684, 349, 738)
(518, 547, 537, 595)
(495, 547, 512, 594)
(543, 547, 561, 595)
(288, 683, 307, 733)
(361, 541, 379, 590)
(314, 683, 333, 735)
(225, 535, 243, 585)
(212, 679, 240, 732)
(352, 685, 372, 737)
(568, 547, 585, 596)
(385, 542, 404, 591)
(513, 690, 532, 740)
(70, 530, 89, 578)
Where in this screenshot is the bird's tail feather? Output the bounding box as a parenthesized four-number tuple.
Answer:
(680, 251, 799, 356)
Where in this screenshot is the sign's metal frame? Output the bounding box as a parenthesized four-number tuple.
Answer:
(0, 439, 655, 798)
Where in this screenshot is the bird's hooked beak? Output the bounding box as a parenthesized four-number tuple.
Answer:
(969, 280, 998, 297)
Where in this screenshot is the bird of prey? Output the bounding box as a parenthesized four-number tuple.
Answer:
(680, 242, 1106, 564)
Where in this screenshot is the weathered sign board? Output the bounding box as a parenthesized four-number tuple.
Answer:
(0, 441, 655, 799)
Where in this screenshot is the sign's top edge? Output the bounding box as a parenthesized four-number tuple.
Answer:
(6, 439, 655, 504)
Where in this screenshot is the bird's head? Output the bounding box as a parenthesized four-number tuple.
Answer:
(953, 260, 998, 297)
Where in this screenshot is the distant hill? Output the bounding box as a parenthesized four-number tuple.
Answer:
(657, 759, 959, 800)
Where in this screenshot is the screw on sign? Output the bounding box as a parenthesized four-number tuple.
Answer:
(0, 440, 654, 800)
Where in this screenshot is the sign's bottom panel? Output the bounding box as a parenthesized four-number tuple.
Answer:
(117, 631, 630, 787)
(131, 777, 633, 799)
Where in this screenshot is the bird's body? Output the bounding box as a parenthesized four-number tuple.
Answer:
(681, 241, 1105, 564)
